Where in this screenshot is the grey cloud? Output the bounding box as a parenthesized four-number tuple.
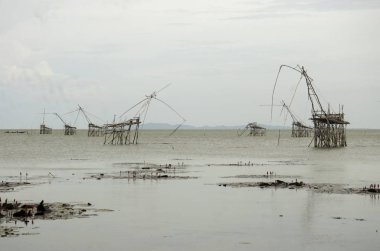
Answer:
(226, 0, 380, 20)
(239, 0, 380, 11)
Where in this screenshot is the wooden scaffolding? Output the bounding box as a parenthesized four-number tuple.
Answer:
(281, 101, 312, 137)
(64, 124, 76, 135)
(104, 118, 140, 145)
(39, 109, 52, 134)
(311, 108, 348, 147)
(40, 124, 52, 134)
(272, 65, 349, 148)
(239, 122, 266, 136)
(292, 122, 312, 137)
(52, 113, 76, 136)
(105, 84, 185, 145)
(76, 106, 105, 137)
(88, 123, 104, 137)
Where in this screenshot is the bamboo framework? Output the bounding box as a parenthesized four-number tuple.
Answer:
(62, 105, 105, 137)
(39, 109, 52, 134)
(272, 65, 349, 148)
(88, 123, 105, 137)
(103, 118, 140, 145)
(312, 111, 348, 147)
(292, 122, 312, 137)
(40, 124, 52, 134)
(76, 106, 105, 137)
(51, 113, 77, 136)
(64, 125, 76, 135)
(239, 122, 266, 136)
(281, 101, 312, 138)
(104, 84, 185, 145)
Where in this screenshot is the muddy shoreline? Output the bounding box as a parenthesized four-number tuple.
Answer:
(0, 200, 112, 237)
(85, 161, 197, 180)
(218, 179, 380, 195)
(0, 181, 34, 193)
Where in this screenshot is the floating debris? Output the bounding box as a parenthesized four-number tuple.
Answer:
(332, 216, 345, 220)
(4, 131, 27, 134)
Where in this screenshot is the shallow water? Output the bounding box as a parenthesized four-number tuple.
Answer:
(1, 129, 380, 250)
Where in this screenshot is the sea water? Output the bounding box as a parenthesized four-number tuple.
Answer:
(0, 129, 379, 250)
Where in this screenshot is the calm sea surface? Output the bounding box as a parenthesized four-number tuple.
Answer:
(1, 129, 380, 250)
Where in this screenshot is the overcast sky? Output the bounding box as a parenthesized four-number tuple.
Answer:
(0, 0, 379, 129)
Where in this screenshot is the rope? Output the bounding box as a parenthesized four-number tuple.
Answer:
(271, 65, 302, 121)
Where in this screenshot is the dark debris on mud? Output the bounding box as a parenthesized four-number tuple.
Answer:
(222, 174, 302, 179)
(218, 179, 380, 195)
(0, 182, 33, 193)
(0, 200, 112, 238)
(86, 162, 197, 180)
(208, 159, 307, 167)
